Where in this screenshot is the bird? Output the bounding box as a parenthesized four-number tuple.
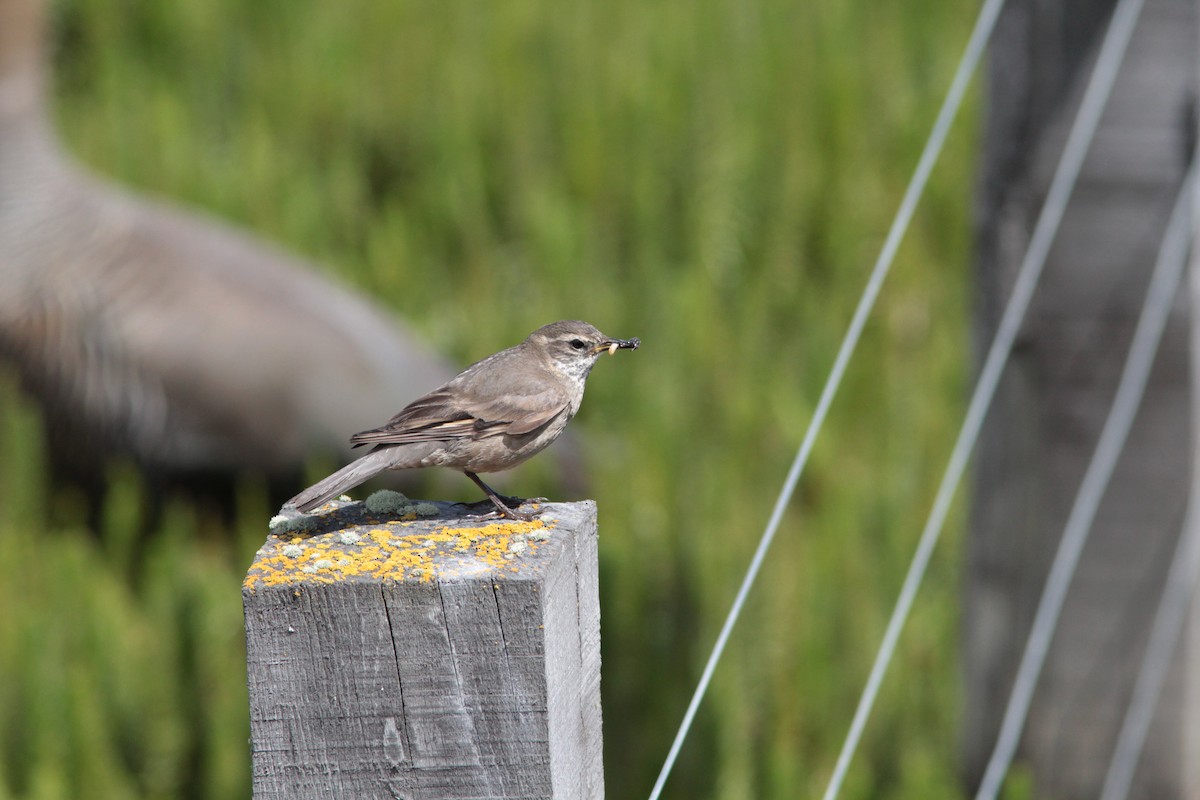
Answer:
(286, 320, 639, 519)
(0, 0, 457, 511)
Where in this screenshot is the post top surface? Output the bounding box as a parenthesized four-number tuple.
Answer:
(244, 496, 596, 593)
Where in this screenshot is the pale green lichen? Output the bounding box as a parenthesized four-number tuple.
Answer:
(412, 502, 439, 517)
(270, 515, 319, 534)
(365, 490, 411, 514)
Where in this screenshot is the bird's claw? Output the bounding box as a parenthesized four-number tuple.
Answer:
(499, 506, 539, 522)
(457, 496, 542, 522)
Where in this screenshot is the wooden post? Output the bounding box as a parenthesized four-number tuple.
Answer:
(242, 499, 603, 799)
(965, 0, 1196, 795)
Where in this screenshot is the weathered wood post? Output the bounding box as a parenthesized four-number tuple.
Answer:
(964, 0, 1196, 795)
(243, 497, 603, 799)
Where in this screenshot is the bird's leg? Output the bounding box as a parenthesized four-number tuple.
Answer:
(464, 472, 536, 521)
(466, 472, 524, 507)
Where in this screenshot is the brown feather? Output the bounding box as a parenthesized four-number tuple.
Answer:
(349, 381, 571, 447)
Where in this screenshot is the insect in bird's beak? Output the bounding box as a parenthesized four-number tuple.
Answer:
(595, 337, 640, 356)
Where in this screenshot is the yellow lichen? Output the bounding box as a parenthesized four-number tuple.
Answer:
(243, 515, 553, 591)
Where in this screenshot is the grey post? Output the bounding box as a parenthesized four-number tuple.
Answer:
(243, 500, 603, 799)
(964, 0, 1197, 795)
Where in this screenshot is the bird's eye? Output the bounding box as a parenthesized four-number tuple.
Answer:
(569, 339, 587, 351)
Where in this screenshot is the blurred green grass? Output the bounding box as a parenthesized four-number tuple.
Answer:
(0, 0, 978, 796)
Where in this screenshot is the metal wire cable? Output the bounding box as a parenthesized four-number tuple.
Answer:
(968, 1, 1154, 795)
(643, 0, 1007, 795)
(822, 0, 1146, 795)
(976, 166, 1191, 800)
(1096, 169, 1197, 800)
(1099, 507, 1200, 800)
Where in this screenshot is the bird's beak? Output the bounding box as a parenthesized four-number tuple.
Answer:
(595, 337, 641, 356)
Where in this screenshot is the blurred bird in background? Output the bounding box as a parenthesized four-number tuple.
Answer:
(0, 0, 469, 523)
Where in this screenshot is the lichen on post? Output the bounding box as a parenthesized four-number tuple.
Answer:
(243, 496, 603, 799)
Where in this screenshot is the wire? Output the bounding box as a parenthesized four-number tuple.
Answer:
(977, 167, 1191, 800)
(1099, 508, 1200, 800)
(643, 0, 1008, 795)
(821, 0, 1149, 795)
(969, 1, 1157, 795)
(1097, 168, 1196, 800)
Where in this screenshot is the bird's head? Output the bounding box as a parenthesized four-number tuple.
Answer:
(528, 320, 640, 382)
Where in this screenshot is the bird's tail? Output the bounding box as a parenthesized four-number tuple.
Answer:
(286, 448, 400, 512)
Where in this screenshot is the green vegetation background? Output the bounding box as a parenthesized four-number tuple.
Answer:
(0, 0, 978, 796)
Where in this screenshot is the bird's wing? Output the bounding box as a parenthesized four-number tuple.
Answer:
(469, 387, 571, 435)
(349, 383, 570, 447)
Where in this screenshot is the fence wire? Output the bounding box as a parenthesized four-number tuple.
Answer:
(1096, 169, 1196, 800)
(970, 0, 1158, 793)
(823, 0, 1149, 794)
(645, 0, 1008, 795)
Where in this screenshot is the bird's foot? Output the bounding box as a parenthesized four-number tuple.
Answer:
(461, 473, 547, 522)
(496, 494, 554, 520)
(462, 495, 543, 522)
(499, 505, 539, 522)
